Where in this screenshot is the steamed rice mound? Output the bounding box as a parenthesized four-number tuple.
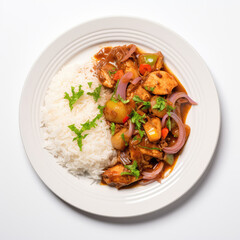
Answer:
(41, 61, 117, 180)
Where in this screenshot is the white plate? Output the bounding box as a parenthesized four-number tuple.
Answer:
(19, 17, 220, 217)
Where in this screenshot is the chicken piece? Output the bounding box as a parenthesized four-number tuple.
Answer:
(139, 146, 163, 159)
(127, 84, 151, 101)
(124, 59, 139, 79)
(155, 51, 164, 70)
(99, 63, 116, 88)
(143, 117, 161, 142)
(138, 137, 163, 159)
(143, 71, 178, 95)
(134, 85, 151, 101)
(102, 164, 140, 188)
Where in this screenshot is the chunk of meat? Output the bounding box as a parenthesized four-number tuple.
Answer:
(127, 84, 151, 101)
(155, 51, 164, 70)
(124, 59, 139, 79)
(102, 164, 140, 188)
(143, 71, 178, 95)
(98, 63, 116, 88)
(138, 138, 163, 159)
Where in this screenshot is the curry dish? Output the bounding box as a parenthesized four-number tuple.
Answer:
(94, 44, 197, 188)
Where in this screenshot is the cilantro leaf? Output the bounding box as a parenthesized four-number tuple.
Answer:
(108, 68, 117, 76)
(130, 110, 146, 130)
(121, 133, 128, 146)
(152, 97, 166, 111)
(165, 105, 175, 131)
(110, 123, 115, 136)
(87, 85, 102, 102)
(68, 107, 104, 151)
(138, 145, 162, 151)
(87, 82, 93, 88)
(133, 95, 151, 110)
(64, 85, 84, 110)
(98, 105, 105, 114)
(150, 87, 155, 92)
(121, 160, 140, 179)
(110, 80, 120, 103)
(118, 95, 130, 104)
(166, 116, 171, 131)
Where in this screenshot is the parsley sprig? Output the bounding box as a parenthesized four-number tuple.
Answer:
(68, 105, 104, 151)
(121, 133, 128, 146)
(121, 160, 140, 179)
(87, 85, 102, 102)
(133, 95, 151, 110)
(166, 105, 176, 131)
(138, 145, 162, 151)
(64, 85, 84, 110)
(152, 97, 166, 111)
(110, 123, 115, 136)
(130, 110, 146, 141)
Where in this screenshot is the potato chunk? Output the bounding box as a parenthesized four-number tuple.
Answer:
(143, 117, 161, 142)
(143, 71, 178, 95)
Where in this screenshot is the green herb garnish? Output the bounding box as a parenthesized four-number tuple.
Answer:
(144, 86, 149, 91)
(98, 105, 105, 114)
(68, 107, 103, 151)
(133, 95, 151, 110)
(150, 87, 155, 92)
(138, 145, 162, 151)
(165, 105, 175, 131)
(110, 80, 119, 103)
(87, 85, 102, 102)
(130, 110, 146, 130)
(121, 160, 140, 179)
(64, 85, 84, 110)
(121, 133, 128, 146)
(108, 68, 117, 76)
(110, 123, 115, 136)
(118, 95, 130, 104)
(152, 97, 166, 111)
(87, 82, 93, 88)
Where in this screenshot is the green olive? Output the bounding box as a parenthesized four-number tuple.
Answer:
(104, 100, 129, 123)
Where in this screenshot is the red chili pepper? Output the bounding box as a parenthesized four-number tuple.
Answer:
(113, 70, 124, 81)
(139, 64, 151, 75)
(123, 115, 129, 123)
(161, 127, 169, 139)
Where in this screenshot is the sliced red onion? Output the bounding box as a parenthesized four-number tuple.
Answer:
(142, 162, 164, 180)
(125, 121, 135, 138)
(120, 44, 137, 62)
(116, 72, 133, 100)
(169, 92, 197, 106)
(131, 77, 142, 85)
(120, 152, 131, 165)
(161, 112, 186, 154)
(139, 179, 156, 186)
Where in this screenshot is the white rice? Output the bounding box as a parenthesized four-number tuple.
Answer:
(41, 60, 117, 180)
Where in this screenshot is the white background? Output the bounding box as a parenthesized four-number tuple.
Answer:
(1, 0, 239, 239)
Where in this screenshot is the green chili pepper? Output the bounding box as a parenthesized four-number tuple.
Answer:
(143, 54, 158, 67)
